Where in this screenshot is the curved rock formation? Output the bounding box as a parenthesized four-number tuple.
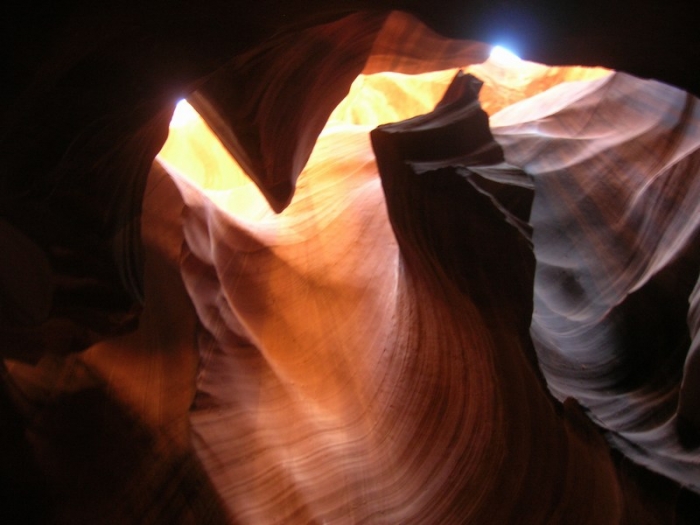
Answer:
(492, 71, 700, 491)
(3, 5, 700, 524)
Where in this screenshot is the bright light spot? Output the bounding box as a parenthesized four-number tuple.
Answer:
(490, 46, 522, 67)
(170, 99, 199, 128)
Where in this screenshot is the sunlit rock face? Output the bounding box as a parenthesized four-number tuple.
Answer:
(2, 6, 700, 525)
(156, 18, 700, 523)
(163, 75, 623, 523)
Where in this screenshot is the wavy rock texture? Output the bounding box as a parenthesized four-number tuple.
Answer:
(159, 64, 700, 524)
(3, 7, 700, 524)
(170, 75, 621, 524)
(491, 72, 700, 490)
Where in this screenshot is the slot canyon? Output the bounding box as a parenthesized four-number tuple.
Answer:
(2, 2, 700, 523)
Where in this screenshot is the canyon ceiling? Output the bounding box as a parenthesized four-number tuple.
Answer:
(2, 2, 700, 524)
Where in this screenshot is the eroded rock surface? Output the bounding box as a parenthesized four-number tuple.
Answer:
(3, 6, 700, 524)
